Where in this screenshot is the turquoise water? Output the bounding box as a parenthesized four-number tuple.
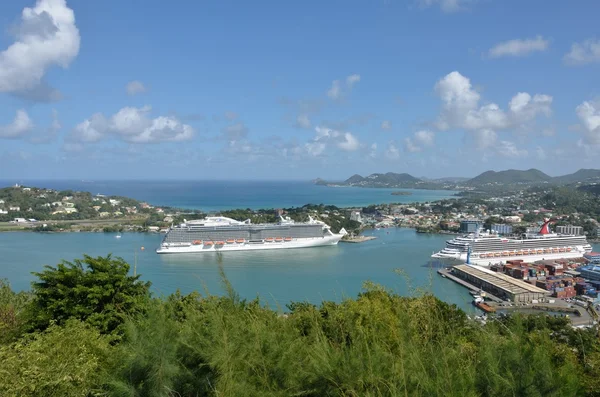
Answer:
(0, 180, 457, 211)
(0, 228, 475, 311)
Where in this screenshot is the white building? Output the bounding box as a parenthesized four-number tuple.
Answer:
(350, 211, 363, 223)
(0, 209, 7, 214)
(9, 206, 20, 212)
(13, 218, 27, 223)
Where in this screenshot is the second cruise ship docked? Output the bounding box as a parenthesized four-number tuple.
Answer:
(156, 215, 347, 254)
(431, 219, 592, 265)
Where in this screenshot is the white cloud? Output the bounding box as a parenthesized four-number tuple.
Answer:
(0, 0, 80, 100)
(70, 106, 194, 144)
(403, 138, 421, 153)
(346, 74, 361, 87)
(385, 142, 401, 159)
(295, 114, 312, 129)
(308, 126, 360, 155)
(381, 120, 392, 130)
(496, 140, 527, 158)
(576, 100, 600, 144)
(418, 0, 472, 13)
(368, 143, 377, 158)
(337, 132, 359, 151)
(414, 130, 434, 146)
(126, 80, 147, 96)
(0, 110, 34, 139)
(327, 74, 361, 100)
(473, 129, 497, 149)
(403, 130, 435, 153)
(434, 71, 552, 149)
(564, 39, 600, 65)
(488, 36, 549, 58)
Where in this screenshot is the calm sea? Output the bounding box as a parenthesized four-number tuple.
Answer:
(0, 228, 477, 312)
(0, 180, 457, 211)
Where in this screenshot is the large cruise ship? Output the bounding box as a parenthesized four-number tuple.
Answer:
(431, 220, 592, 265)
(156, 215, 347, 254)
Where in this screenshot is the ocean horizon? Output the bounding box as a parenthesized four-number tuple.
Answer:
(0, 179, 457, 212)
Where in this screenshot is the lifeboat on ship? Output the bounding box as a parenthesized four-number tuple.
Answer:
(275, 237, 283, 242)
(236, 239, 245, 243)
(502, 251, 509, 256)
(543, 248, 551, 254)
(509, 251, 515, 256)
(226, 239, 235, 244)
(552, 248, 559, 253)
(215, 241, 225, 246)
(559, 248, 566, 253)
(204, 241, 214, 246)
(567, 247, 573, 252)
(192, 240, 202, 245)
(494, 252, 501, 257)
(516, 251, 523, 256)
(265, 237, 274, 242)
(284, 237, 292, 242)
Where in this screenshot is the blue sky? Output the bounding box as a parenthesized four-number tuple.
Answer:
(1, 0, 600, 180)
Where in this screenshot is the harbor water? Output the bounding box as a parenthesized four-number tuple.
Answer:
(0, 228, 475, 311)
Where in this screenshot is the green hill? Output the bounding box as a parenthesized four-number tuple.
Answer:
(466, 169, 552, 186)
(553, 169, 600, 184)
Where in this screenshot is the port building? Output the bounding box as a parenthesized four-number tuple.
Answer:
(460, 220, 481, 233)
(491, 224, 513, 235)
(452, 264, 550, 303)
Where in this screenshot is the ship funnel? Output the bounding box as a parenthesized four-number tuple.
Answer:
(539, 218, 553, 235)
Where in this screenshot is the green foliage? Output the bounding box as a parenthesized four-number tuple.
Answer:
(4, 257, 600, 395)
(0, 319, 114, 397)
(0, 279, 33, 344)
(29, 255, 151, 335)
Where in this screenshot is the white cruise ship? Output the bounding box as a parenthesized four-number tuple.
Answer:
(156, 215, 346, 254)
(431, 220, 592, 265)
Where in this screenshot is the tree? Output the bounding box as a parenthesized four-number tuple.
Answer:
(29, 255, 151, 335)
(0, 320, 114, 397)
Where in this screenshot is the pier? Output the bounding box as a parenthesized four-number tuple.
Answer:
(341, 236, 377, 243)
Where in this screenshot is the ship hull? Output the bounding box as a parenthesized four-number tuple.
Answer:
(432, 249, 587, 266)
(156, 234, 343, 254)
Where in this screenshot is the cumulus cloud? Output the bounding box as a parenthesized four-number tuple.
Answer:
(0, 0, 80, 101)
(576, 100, 600, 144)
(224, 111, 238, 121)
(381, 120, 392, 130)
(294, 114, 312, 129)
(69, 106, 194, 144)
(434, 71, 552, 148)
(403, 138, 421, 153)
(418, 0, 472, 13)
(307, 126, 360, 156)
(0, 110, 34, 139)
(126, 80, 147, 96)
(403, 130, 435, 153)
(496, 140, 527, 158)
(327, 74, 361, 100)
(488, 36, 549, 58)
(564, 39, 600, 65)
(385, 142, 401, 159)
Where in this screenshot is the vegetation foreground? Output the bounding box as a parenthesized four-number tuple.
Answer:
(2, 256, 600, 396)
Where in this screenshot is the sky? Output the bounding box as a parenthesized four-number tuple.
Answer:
(1, 0, 600, 180)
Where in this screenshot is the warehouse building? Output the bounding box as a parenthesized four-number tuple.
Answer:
(452, 264, 550, 303)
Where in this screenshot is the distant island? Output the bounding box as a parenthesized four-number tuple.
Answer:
(314, 168, 600, 191)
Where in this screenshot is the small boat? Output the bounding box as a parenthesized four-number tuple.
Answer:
(115, 234, 122, 239)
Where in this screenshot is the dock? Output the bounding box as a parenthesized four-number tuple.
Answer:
(341, 236, 377, 243)
(437, 268, 503, 302)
